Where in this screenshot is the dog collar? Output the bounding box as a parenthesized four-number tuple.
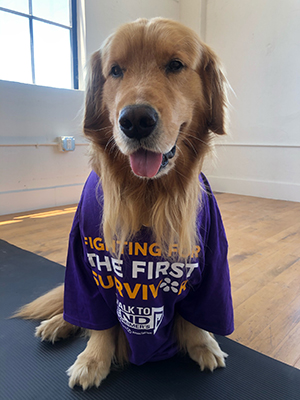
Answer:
(158, 144, 176, 174)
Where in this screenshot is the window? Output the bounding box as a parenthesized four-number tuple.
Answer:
(0, 0, 78, 89)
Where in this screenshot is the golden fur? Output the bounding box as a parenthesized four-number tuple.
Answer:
(84, 18, 227, 258)
(14, 18, 228, 390)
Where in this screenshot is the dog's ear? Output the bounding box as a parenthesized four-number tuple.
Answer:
(200, 45, 228, 135)
(84, 50, 109, 141)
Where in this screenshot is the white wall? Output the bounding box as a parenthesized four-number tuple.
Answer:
(203, 0, 300, 202)
(85, 0, 180, 58)
(179, 0, 204, 39)
(3, 0, 297, 215)
(0, 0, 180, 215)
(0, 80, 88, 215)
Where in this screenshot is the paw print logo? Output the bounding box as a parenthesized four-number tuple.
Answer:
(160, 278, 179, 293)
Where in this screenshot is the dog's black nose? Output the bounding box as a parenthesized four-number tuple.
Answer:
(119, 105, 158, 139)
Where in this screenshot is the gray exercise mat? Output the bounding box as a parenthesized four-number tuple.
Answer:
(1, 239, 299, 399)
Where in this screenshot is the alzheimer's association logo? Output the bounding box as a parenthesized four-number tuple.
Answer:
(117, 301, 164, 334)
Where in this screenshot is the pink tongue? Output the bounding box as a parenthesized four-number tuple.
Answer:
(129, 149, 163, 178)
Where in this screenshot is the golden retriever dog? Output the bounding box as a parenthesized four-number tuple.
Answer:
(15, 18, 234, 390)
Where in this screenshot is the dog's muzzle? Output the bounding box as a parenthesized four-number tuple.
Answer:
(119, 104, 177, 178)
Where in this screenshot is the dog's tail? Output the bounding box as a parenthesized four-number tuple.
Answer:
(12, 284, 64, 320)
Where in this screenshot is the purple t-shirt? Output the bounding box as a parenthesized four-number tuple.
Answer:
(63, 171, 234, 365)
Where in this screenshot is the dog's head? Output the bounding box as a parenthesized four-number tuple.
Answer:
(84, 18, 228, 179)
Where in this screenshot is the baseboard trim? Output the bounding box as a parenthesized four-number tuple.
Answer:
(207, 175, 300, 202)
(0, 184, 84, 215)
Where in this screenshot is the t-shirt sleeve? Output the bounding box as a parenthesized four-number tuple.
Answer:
(63, 182, 118, 331)
(177, 178, 234, 336)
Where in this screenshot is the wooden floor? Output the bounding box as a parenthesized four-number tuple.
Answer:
(1, 193, 300, 369)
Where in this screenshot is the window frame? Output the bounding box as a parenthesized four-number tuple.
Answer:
(0, 0, 78, 89)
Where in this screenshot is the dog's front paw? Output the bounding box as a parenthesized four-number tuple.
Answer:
(35, 314, 78, 343)
(67, 353, 110, 390)
(192, 345, 227, 371)
(189, 336, 228, 372)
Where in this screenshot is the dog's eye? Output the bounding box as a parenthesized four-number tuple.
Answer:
(166, 60, 185, 73)
(110, 65, 123, 78)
